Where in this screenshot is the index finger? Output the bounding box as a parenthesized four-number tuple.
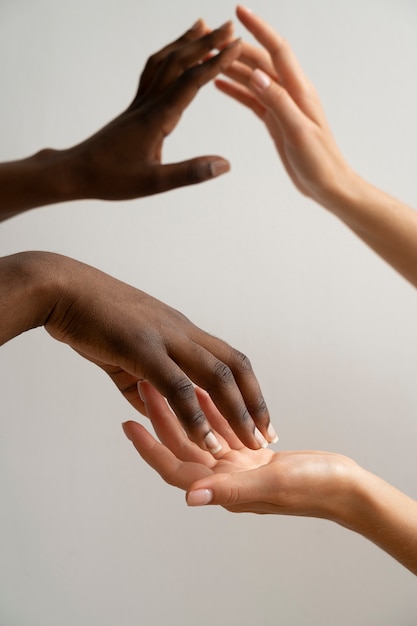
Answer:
(236, 6, 308, 92)
(236, 6, 325, 125)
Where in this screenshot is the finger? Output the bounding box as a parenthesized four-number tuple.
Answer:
(238, 40, 278, 79)
(249, 68, 312, 140)
(236, 6, 306, 91)
(138, 381, 220, 464)
(236, 6, 324, 124)
(215, 77, 266, 120)
(195, 387, 243, 450)
(145, 156, 231, 194)
(150, 38, 242, 138)
(144, 358, 225, 455)
(121, 421, 212, 490)
(171, 336, 277, 449)
(136, 19, 210, 98)
(104, 367, 146, 415)
(122, 420, 181, 477)
(143, 21, 236, 99)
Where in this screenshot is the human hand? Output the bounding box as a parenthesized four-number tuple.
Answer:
(67, 20, 242, 200)
(216, 6, 354, 210)
(42, 253, 275, 452)
(123, 381, 358, 521)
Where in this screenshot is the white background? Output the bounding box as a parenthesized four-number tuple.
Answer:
(1, 0, 417, 624)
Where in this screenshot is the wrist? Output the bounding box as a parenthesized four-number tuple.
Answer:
(0, 149, 81, 220)
(32, 148, 80, 204)
(0, 251, 65, 344)
(320, 457, 369, 530)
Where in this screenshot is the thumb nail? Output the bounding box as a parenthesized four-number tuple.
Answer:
(186, 489, 213, 506)
(209, 159, 230, 178)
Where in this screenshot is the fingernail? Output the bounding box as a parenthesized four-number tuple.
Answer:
(137, 381, 144, 401)
(210, 159, 230, 178)
(187, 489, 213, 506)
(252, 68, 271, 91)
(254, 427, 268, 449)
(121, 422, 131, 440)
(205, 431, 222, 454)
(267, 423, 279, 444)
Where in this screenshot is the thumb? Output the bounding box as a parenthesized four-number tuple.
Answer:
(186, 468, 271, 507)
(154, 157, 230, 193)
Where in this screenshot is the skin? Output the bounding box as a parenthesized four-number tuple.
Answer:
(123, 382, 417, 576)
(0, 20, 239, 221)
(0, 20, 278, 452)
(216, 5, 417, 288)
(122, 7, 417, 575)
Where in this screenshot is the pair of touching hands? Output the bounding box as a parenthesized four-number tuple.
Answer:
(39, 4, 353, 455)
(120, 8, 417, 577)
(2, 12, 277, 455)
(124, 382, 417, 576)
(118, 5, 356, 514)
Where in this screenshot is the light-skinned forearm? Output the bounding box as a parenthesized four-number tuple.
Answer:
(322, 169, 417, 289)
(333, 464, 417, 575)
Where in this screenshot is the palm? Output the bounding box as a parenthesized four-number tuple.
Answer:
(123, 383, 276, 492)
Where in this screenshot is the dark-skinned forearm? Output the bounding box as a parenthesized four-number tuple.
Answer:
(0, 150, 79, 221)
(0, 251, 61, 343)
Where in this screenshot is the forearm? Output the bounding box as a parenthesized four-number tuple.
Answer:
(335, 465, 417, 575)
(322, 172, 417, 288)
(0, 251, 60, 343)
(0, 150, 79, 221)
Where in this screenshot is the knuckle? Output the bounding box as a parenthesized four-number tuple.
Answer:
(182, 63, 204, 89)
(226, 482, 242, 506)
(231, 350, 253, 374)
(271, 34, 288, 58)
(255, 396, 268, 416)
(187, 408, 207, 429)
(246, 395, 269, 422)
(168, 378, 195, 402)
(237, 404, 252, 426)
(212, 360, 234, 386)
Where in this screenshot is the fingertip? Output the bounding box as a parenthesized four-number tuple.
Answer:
(236, 5, 253, 20)
(121, 420, 137, 440)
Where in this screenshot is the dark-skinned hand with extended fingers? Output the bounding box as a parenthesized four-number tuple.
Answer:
(0, 19, 240, 221)
(0, 19, 277, 451)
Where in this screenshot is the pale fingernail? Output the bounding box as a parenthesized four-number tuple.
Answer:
(254, 427, 268, 449)
(205, 431, 222, 454)
(137, 381, 145, 401)
(252, 68, 271, 91)
(267, 423, 279, 444)
(210, 159, 230, 178)
(121, 422, 131, 440)
(187, 489, 213, 506)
